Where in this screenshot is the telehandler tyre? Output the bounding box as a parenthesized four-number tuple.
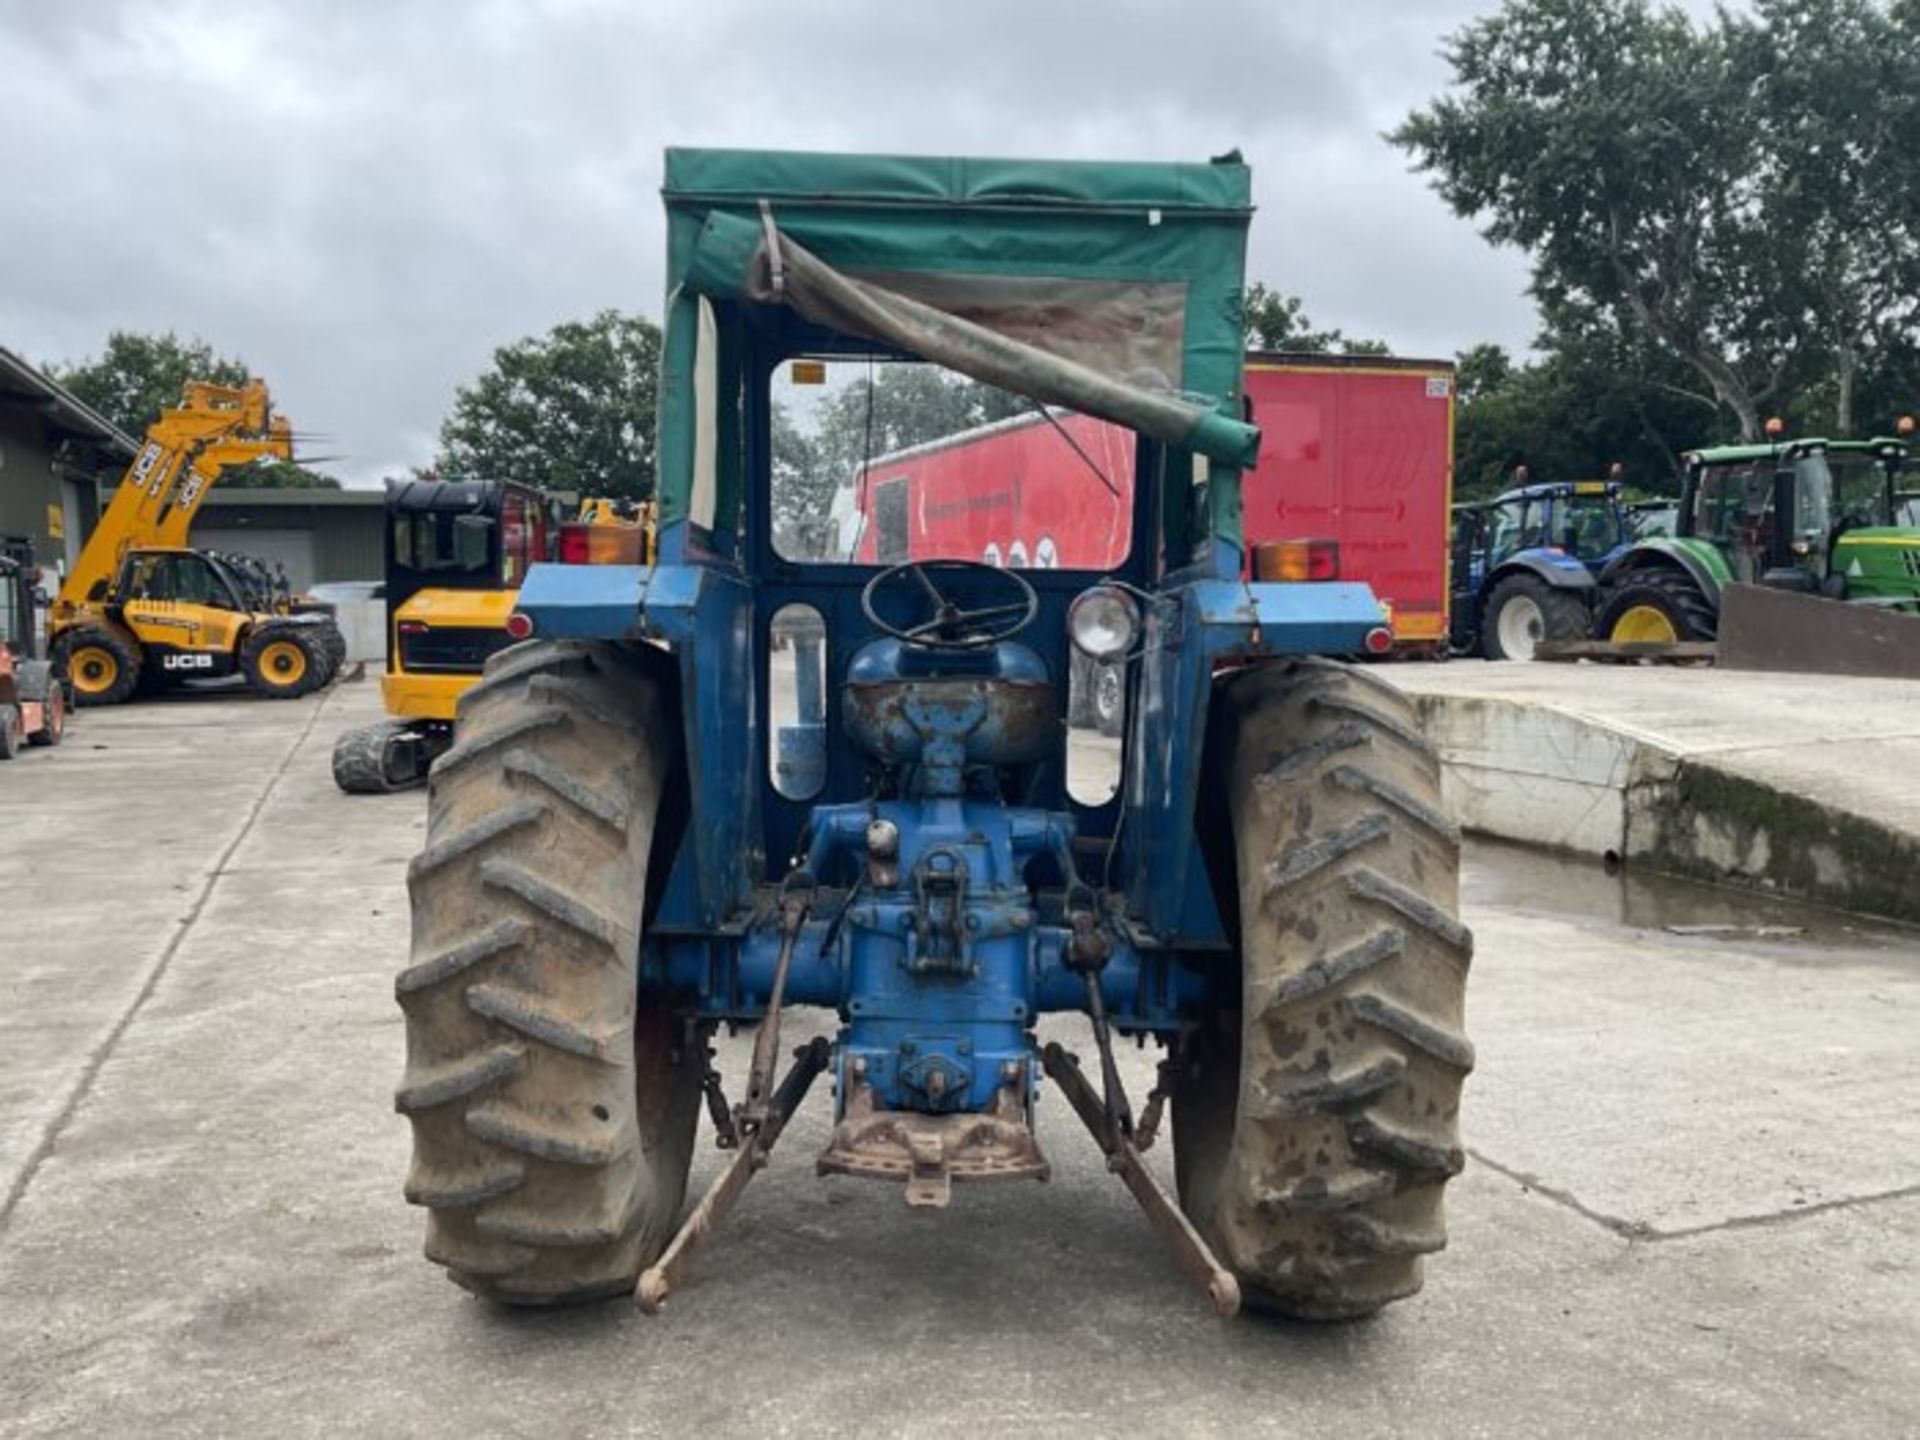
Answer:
(398, 638, 702, 1304)
(53, 625, 141, 707)
(240, 626, 327, 700)
(1175, 658, 1473, 1320)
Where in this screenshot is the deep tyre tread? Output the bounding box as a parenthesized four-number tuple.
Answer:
(241, 624, 328, 699)
(1596, 567, 1718, 642)
(52, 624, 141, 707)
(1481, 574, 1590, 661)
(1174, 657, 1473, 1321)
(399, 637, 701, 1305)
(332, 720, 419, 794)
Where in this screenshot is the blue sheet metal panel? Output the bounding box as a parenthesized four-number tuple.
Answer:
(513, 561, 650, 639)
(1127, 579, 1387, 940)
(517, 559, 761, 929)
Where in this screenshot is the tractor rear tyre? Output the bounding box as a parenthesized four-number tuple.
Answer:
(1480, 575, 1587, 661)
(1596, 568, 1717, 644)
(0, 703, 21, 759)
(241, 626, 327, 700)
(54, 625, 141, 707)
(398, 638, 701, 1304)
(1175, 658, 1473, 1320)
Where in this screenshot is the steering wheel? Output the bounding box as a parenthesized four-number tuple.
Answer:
(861, 559, 1039, 650)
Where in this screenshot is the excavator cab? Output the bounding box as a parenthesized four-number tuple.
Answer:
(331, 478, 559, 792)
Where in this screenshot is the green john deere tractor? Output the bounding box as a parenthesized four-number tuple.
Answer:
(1595, 432, 1920, 644)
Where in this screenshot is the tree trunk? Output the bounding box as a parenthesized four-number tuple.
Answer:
(1835, 340, 1856, 438)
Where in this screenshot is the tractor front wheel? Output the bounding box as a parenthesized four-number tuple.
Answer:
(1175, 659, 1473, 1319)
(398, 638, 701, 1304)
(1596, 569, 1717, 644)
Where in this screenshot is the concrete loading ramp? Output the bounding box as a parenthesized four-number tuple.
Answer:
(1385, 664, 1920, 925)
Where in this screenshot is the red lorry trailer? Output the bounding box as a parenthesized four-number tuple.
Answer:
(1243, 353, 1455, 650)
(843, 354, 1456, 649)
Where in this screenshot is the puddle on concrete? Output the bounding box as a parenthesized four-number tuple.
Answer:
(1463, 837, 1920, 962)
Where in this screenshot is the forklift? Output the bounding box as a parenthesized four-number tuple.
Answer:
(0, 536, 66, 758)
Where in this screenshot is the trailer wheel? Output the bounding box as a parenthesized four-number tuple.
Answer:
(1597, 568, 1717, 643)
(1175, 659, 1473, 1320)
(398, 638, 701, 1304)
(241, 626, 327, 699)
(54, 625, 141, 707)
(1481, 575, 1588, 661)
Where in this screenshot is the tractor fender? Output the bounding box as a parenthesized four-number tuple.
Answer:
(1600, 539, 1727, 607)
(1490, 549, 1598, 597)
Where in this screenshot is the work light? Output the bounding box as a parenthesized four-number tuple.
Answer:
(1067, 585, 1140, 661)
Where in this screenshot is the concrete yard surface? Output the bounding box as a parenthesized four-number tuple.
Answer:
(2, 679, 1917, 1437)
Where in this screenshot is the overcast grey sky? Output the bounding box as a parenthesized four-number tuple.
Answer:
(5, 1, 1577, 483)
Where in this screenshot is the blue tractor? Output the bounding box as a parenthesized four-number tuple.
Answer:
(396, 148, 1474, 1321)
(1450, 477, 1634, 660)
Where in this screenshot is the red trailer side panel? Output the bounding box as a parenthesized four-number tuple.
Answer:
(1244, 359, 1455, 645)
(843, 360, 1453, 649)
(853, 412, 1134, 569)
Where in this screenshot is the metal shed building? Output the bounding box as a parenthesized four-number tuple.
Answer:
(188, 488, 386, 591)
(0, 345, 136, 575)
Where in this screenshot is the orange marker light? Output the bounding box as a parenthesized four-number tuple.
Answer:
(1252, 538, 1340, 582)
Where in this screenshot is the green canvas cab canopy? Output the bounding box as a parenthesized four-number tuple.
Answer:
(654, 147, 1260, 552)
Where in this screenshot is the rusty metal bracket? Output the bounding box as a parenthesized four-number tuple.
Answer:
(738, 876, 811, 1138)
(1040, 1042, 1240, 1319)
(637, 1035, 831, 1314)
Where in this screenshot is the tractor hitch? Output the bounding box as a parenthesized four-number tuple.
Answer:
(1040, 1043, 1241, 1319)
(636, 1035, 830, 1314)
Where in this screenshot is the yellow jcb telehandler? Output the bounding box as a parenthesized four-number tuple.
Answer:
(50, 379, 345, 705)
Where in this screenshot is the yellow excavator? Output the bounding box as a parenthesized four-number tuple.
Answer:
(331, 488, 649, 792)
(50, 379, 344, 705)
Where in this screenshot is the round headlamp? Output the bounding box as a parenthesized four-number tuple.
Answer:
(1067, 585, 1141, 662)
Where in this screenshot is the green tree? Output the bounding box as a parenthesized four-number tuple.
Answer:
(1242, 283, 1387, 355)
(1730, 0, 1920, 434)
(438, 310, 661, 501)
(1393, 0, 1920, 441)
(54, 330, 337, 489)
(54, 330, 250, 438)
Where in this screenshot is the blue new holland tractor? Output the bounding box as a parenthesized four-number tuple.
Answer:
(1450, 477, 1636, 660)
(397, 148, 1474, 1320)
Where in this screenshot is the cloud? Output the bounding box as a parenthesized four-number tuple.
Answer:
(0, 0, 1548, 483)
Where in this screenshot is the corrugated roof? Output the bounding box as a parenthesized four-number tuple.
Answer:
(0, 344, 138, 459)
